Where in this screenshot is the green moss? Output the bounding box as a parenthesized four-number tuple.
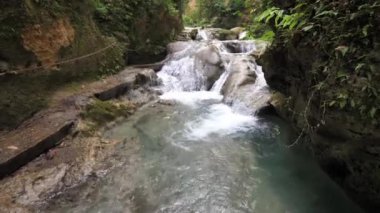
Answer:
(0, 73, 51, 129)
(81, 100, 136, 128)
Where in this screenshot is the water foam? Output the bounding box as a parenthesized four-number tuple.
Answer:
(157, 38, 263, 138)
(185, 104, 256, 139)
(160, 91, 223, 106)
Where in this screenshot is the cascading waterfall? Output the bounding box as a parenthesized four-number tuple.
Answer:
(158, 37, 264, 98)
(156, 36, 266, 138)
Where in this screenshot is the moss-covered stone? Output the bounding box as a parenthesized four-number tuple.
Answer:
(80, 99, 136, 134)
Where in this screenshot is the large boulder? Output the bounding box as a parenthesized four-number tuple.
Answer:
(167, 41, 192, 54)
(230, 27, 245, 34)
(176, 28, 198, 41)
(194, 45, 224, 89)
(222, 56, 271, 113)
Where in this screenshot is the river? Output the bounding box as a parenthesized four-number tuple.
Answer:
(44, 30, 363, 213)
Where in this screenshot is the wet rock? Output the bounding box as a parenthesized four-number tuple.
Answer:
(95, 69, 158, 101)
(256, 91, 288, 117)
(213, 29, 238, 40)
(18, 164, 68, 205)
(167, 41, 191, 54)
(230, 27, 245, 35)
(158, 100, 176, 106)
(221, 40, 269, 56)
(190, 28, 198, 40)
(194, 45, 224, 89)
(269, 91, 288, 117)
(197, 28, 238, 41)
(222, 58, 257, 92)
(0, 121, 75, 179)
(222, 57, 271, 112)
(176, 28, 198, 41)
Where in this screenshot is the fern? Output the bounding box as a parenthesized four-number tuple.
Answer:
(256, 6, 306, 30)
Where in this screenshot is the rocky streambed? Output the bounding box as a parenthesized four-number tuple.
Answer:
(0, 67, 159, 212)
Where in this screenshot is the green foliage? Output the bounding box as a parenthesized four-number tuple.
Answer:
(255, 4, 306, 32)
(93, 0, 182, 53)
(258, 30, 275, 42)
(81, 100, 136, 129)
(184, 0, 254, 28)
(256, 0, 380, 125)
(92, 0, 108, 15)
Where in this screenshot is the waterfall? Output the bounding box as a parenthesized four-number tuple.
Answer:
(211, 61, 231, 93)
(157, 56, 206, 92)
(196, 29, 210, 41)
(157, 34, 271, 115)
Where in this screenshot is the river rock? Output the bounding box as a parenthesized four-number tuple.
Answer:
(221, 40, 269, 56)
(194, 45, 224, 89)
(197, 28, 238, 41)
(177, 28, 198, 41)
(167, 41, 191, 54)
(189, 28, 198, 40)
(230, 27, 245, 34)
(222, 57, 271, 113)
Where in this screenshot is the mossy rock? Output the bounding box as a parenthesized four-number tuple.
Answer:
(81, 100, 137, 128)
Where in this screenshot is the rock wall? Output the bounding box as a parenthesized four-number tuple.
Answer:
(256, 0, 380, 211)
(21, 18, 75, 69)
(260, 10, 380, 213)
(0, 0, 182, 129)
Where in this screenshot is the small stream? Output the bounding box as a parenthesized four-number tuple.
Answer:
(44, 31, 363, 213)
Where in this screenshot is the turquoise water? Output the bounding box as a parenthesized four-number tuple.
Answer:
(45, 100, 363, 213)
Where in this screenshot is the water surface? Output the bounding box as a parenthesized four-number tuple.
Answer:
(45, 98, 362, 213)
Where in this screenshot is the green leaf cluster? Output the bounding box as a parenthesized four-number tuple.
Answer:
(253, 0, 380, 125)
(183, 0, 256, 27)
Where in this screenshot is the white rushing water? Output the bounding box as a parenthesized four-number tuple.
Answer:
(185, 103, 257, 139)
(157, 36, 267, 139)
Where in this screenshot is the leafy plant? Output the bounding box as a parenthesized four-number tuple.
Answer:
(256, 6, 306, 30)
(251, 0, 380, 127)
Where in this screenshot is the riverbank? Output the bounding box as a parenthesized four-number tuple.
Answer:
(0, 67, 160, 211)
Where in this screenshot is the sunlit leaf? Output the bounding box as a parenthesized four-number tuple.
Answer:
(302, 25, 314, 31)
